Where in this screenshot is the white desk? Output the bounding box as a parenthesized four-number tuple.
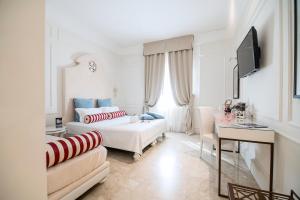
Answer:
(217, 125, 275, 143)
(215, 117, 275, 198)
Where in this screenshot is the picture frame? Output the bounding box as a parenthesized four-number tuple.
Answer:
(294, 0, 300, 98)
(55, 117, 63, 128)
(233, 65, 239, 99)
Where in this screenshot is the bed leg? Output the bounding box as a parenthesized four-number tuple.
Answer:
(157, 132, 165, 142)
(157, 137, 163, 142)
(99, 177, 107, 184)
(133, 153, 141, 161)
(151, 139, 157, 146)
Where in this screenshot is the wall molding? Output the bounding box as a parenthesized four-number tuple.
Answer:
(235, 0, 300, 193)
(257, 114, 300, 144)
(247, 0, 269, 28)
(288, 121, 300, 129)
(234, 0, 268, 48)
(286, 0, 299, 125)
(276, 0, 284, 122)
(45, 23, 58, 114)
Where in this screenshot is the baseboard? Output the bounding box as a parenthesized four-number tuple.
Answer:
(193, 127, 200, 134)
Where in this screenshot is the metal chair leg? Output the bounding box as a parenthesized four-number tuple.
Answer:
(236, 142, 240, 169)
(216, 142, 219, 166)
(234, 141, 238, 167)
(200, 140, 203, 158)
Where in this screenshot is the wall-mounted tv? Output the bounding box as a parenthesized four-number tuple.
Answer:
(237, 26, 261, 78)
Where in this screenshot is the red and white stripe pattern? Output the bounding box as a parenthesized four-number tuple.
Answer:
(46, 130, 103, 168)
(84, 112, 111, 124)
(110, 110, 126, 119)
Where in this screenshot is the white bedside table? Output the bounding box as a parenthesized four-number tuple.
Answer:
(46, 126, 67, 138)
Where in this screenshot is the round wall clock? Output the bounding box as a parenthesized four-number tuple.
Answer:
(88, 61, 97, 72)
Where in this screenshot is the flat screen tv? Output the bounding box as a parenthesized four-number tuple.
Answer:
(237, 26, 261, 78)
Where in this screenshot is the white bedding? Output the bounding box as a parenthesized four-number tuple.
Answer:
(66, 116, 167, 154)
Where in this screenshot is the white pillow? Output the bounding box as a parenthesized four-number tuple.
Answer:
(130, 115, 139, 123)
(100, 106, 119, 113)
(75, 108, 103, 122)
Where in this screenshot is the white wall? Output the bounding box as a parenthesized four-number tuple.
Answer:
(43, 0, 300, 195)
(0, 1, 47, 199)
(113, 34, 232, 133)
(114, 45, 145, 115)
(45, 22, 120, 126)
(46, 1, 233, 129)
(226, 0, 300, 194)
(192, 36, 233, 133)
(45, 0, 121, 125)
(114, 0, 300, 194)
(197, 39, 233, 107)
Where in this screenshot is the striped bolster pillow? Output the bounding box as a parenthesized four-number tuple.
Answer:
(110, 110, 126, 119)
(84, 112, 111, 124)
(46, 130, 103, 168)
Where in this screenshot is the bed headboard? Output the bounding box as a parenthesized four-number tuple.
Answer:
(63, 54, 114, 123)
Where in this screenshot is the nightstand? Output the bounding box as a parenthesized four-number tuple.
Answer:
(46, 126, 67, 138)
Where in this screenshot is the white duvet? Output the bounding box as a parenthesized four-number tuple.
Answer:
(66, 116, 167, 154)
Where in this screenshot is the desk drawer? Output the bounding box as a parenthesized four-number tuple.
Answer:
(218, 127, 275, 143)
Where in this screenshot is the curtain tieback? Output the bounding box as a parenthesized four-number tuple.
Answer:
(143, 102, 149, 113)
(185, 102, 193, 135)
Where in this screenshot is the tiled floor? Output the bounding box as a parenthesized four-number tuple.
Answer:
(78, 133, 258, 200)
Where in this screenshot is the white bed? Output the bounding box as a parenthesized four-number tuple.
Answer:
(62, 55, 167, 160)
(46, 135, 110, 200)
(66, 116, 167, 158)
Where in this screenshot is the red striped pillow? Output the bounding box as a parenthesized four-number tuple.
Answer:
(84, 112, 111, 124)
(110, 110, 126, 119)
(46, 130, 103, 168)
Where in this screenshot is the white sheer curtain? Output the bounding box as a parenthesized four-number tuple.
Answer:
(150, 53, 187, 133)
(168, 49, 193, 134)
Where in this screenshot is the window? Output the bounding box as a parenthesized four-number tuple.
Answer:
(155, 53, 176, 111)
(152, 53, 187, 133)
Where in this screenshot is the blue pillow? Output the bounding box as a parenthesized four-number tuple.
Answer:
(73, 98, 94, 122)
(97, 98, 112, 107)
(146, 112, 164, 119)
(140, 114, 155, 120)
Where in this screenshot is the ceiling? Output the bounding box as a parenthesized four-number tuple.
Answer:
(47, 0, 248, 47)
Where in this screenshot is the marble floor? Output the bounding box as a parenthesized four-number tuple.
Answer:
(77, 133, 258, 200)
